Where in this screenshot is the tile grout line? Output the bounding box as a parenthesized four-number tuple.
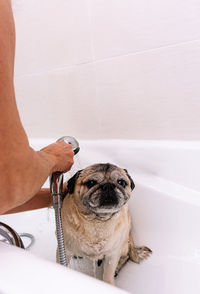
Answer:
(93, 38, 200, 64)
(14, 38, 200, 79)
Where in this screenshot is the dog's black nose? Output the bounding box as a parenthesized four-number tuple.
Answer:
(100, 183, 118, 207)
(101, 183, 115, 192)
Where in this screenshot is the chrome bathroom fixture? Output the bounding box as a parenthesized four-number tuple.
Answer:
(0, 222, 35, 249)
(0, 222, 25, 248)
(50, 136, 80, 266)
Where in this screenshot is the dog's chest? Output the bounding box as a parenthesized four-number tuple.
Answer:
(63, 211, 128, 258)
(80, 223, 113, 256)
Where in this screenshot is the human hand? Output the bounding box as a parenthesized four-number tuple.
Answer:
(38, 141, 74, 173)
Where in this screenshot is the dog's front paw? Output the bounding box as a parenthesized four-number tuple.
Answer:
(130, 246, 152, 264)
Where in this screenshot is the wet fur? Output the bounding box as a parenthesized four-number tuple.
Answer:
(60, 163, 152, 285)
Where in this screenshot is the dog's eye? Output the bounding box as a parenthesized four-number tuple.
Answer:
(117, 179, 127, 188)
(84, 180, 97, 189)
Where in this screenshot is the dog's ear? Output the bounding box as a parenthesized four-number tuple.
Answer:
(67, 170, 83, 194)
(124, 169, 135, 190)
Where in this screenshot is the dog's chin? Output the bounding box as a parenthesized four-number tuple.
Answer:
(87, 204, 121, 215)
(83, 198, 128, 215)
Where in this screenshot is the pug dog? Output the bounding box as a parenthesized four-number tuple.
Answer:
(60, 163, 152, 285)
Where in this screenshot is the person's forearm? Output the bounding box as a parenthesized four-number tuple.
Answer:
(0, 1, 54, 214)
(0, 1, 74, 214)
(0, 146, 56, 214)
(4, 188, 52, 214)
(4, 180, 68, 214)
(0, 0, 15, 75)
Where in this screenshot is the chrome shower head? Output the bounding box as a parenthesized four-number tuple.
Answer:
(50, 136, 80, 200)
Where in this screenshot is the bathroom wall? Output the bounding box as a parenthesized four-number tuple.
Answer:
(12, 0, 200, 140)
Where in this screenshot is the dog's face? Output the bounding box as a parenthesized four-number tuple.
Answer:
(66, 163, 135, 215)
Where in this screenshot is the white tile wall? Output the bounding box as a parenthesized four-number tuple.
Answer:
(94, 41, 200, 139)
(88, 0, 200, 60)
(15, 64, 99, 139)
(12, 0, 200, 140)
(13, 0, 92, 76)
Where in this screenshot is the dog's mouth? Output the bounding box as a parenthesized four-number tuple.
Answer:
(82, 183, 129, 214)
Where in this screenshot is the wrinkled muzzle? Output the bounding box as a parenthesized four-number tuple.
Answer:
(99, 183, 119, 206)
(82, 181, 129, 214)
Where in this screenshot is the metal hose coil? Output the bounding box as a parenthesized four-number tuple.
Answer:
(54, 205, 67, 266)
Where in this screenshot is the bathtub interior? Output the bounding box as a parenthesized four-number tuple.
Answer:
(1, 139, 200, 294)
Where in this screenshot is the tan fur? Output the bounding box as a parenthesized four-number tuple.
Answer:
(60, 164, 152, 285)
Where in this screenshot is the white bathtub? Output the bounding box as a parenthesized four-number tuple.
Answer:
(1, 139, 200, 294)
